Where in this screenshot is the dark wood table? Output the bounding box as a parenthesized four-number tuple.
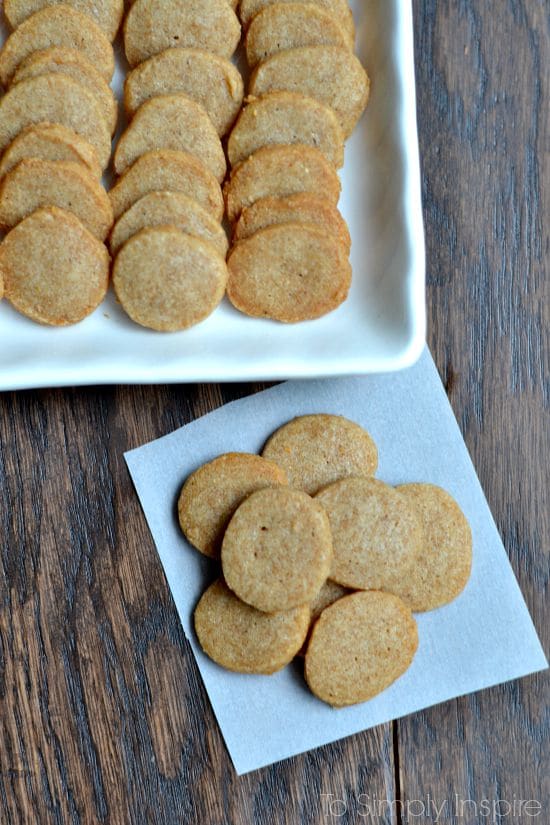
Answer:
(1, 2, 548, 822)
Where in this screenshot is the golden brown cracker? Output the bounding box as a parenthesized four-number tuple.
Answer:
(395, 484, 473, 611)
(109, 191, 228, 257)
(226, 223, 351, 323)
(109, 150, 224, 221)
(0, 122, 102, 180)
(112, 226, 228, 332)
(0, 73, 112, 169)
(249, 45, 370, 137)
(114, 94, 226, 182)
(227, 91, 345, 169)
(178, 452, 288, 558)
(315, 478, 425, 595)
(233, 193, 350, 251)
(305, 591, 418, 707)
(12, 47, 118, 135)
(4, 0, 124, 41)
(262, 414, 378, 495)
(195, 579, 310, 674)
(0, 158, 113, 240)
(124, 48, 243, 137)
(224, 145, 341, 223)
(124, 0, 241, 66)
(0, 206, 109, 326)
(0, 6, 114, 86)
(239, 0, 355, 45)
(221, 486, 333, 612)
(245, 3, 351, 68)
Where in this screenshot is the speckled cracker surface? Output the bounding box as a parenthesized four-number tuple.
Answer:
(124, 0, 240, 66)
(4, 0, 124, 41)
(0, 73, 112, 169)
(0, 206, 109, 326)
(262, 414, 377, 494)
(109, 150, 224, 221)
(227, 223, 351, 322)
(114, 94, 226, 182)
(239, 0, 356, 43)
(195, 580, 310, 675)
(245, 3, 351, 68)
(305, 591, 419, 707)
(13, 47, 118, 134)
(224, 145, 341, 222)
(249, 46, 370, 137)
(221, 487, 333, 612)
(316, 477, 424, 594)
(0, 123, 102, 180)
(234, 193, 350, 250)
(0, 158, 113, 240)
(227, 91, 344, 169)
(124, 48, 243, 137)
(113, 226, 227, 332)
(109, 191, 228, 257)
(0, 6, 114, 85)
(178, 452, 287, 559)
(395, 483, 473, 611)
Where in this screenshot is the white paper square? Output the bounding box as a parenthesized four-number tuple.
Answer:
(125, 349, 547, 775)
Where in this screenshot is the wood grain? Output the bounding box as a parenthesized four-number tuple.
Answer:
(398, 1, 549, 823)
(0, 0, 548, 822)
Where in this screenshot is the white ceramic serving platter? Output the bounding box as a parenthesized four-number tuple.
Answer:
(0, 0, 425, 390)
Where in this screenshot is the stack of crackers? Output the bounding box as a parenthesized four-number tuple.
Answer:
(0, 2, 120, 324)
(224, 0, 370, 322)
(109, 0, 244, 332)
(179, 415, 473, 707)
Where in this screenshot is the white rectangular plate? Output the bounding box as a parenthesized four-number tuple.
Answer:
(0, 0, 425, 390)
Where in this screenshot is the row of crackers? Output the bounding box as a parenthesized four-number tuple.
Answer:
(224, 0, 370, 323)
(0, 3, 120, 324)
(109, 0, 244, 331)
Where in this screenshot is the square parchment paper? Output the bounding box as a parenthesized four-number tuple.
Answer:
(125, 349, 547, 775)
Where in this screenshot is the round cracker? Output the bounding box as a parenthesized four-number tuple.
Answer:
(124, 0, 241, 67)
(395, 484, 473, 612)
(4, 0, 123, 41)
(227, 91, 344, 169)
(0, 122, 102, 180)
(0, 6, 114, 86)
(250, 46, 370, 137)
(195, 579, 310, 675)
(315, 478, 424, 594)
(245, 3, 350, 68)
(110, 191, 228, 257)
(114, 94, 226, 182)
(178, 452, 288, 559)
(297, 580, 352, 656)
(113, 226, 228, 332)
(124, 48, 243, 137)
(0, 158, 113, 240)
(305, 591, 418, 707)
(12, 48, 118, 135)
(224, 145, 341, 222)
(239, 0, 355, 44)
(109, 150, 224, 222)
(227, 222, 351, 323)
(221, 487, 333, 613)
(0, 206, 109, 326)
(234, 193, 350, 251)
(262, 414, 378, 495)
(0, 73, 112, 169)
